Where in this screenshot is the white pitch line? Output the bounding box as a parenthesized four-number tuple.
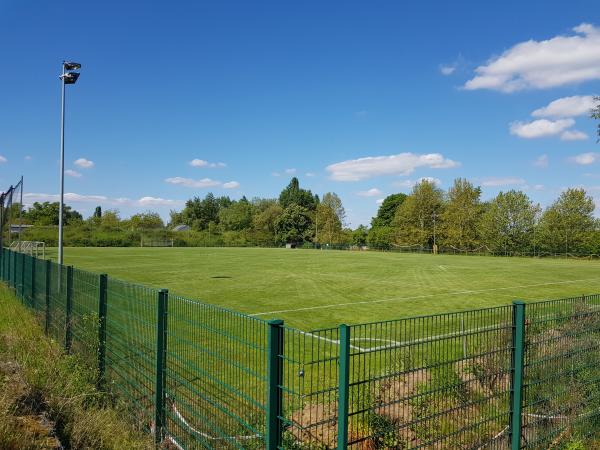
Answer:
(250, 278, 600, 316)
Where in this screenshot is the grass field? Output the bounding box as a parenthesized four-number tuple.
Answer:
(47, 247, 600, 330)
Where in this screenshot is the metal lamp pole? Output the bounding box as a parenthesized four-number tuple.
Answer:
(58, 61, 81, 266)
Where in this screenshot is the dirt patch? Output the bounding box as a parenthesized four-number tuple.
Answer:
(290, 402, 338, 448)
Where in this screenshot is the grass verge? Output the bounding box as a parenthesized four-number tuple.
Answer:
(0, 283, 154, 450)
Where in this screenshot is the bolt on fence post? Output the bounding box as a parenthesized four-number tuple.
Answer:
(509, 301, 526, 450)
(154, 289, 169, 444)
(337, 324, 351, 450)
(45, 259, 51, 335)
(267, 319, 284, 450)
(65, 266, 74, 353)
(97, 274, 108, 390)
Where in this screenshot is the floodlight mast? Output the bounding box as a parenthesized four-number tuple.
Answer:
(58, 61, 81, 266)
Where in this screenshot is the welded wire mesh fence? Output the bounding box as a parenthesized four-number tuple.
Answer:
(2, 246, 600, 449)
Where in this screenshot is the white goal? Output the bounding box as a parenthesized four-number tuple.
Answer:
(9, 240, 46, 258)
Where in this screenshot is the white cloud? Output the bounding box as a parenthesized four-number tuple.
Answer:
(481, 177, 526, 187)
(285, 168, 297, 174)
(24, 192, 182, 208)
(560, 129, 588, 141)
(440, 64, 456, 75)
(532, 95, 597, 118)
(465, 23, 600, 92)
(0, 156, 6, 163)
(222, 181, 240, 189)
(137, 196, 179, 206)
(65, 169, 82, 178)
(74, 158, 94, 169)
(189, 159, 226, 168)
(357, 188, 383, 197)
(24, 155, 31, 161)
(164, 177, 222, 188)
(165, 176, 240, 190)
(271, 172, 281, 177)
(509, 118, 574, 139)
(533, 154, 549, 168)
(376, 198, 384, 205)
(571, 152, 599, 165)
(326, 152, 459, 181)
(305, 172, 316, 177)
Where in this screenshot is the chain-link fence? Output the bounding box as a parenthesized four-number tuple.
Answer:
(2, 247, 599, 449)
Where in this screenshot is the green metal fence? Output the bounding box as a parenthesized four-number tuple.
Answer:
(2, 247, 600, 449)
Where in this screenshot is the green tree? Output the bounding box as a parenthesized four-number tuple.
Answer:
(178, 193, 231, 230)
(253, 202, 283, 234)
(440, 178, 483, 250)
(367, 226, 394, 249)
(393, 180, 444, 247)
(278, 177, 318, 211)
(537, 188, 596, 254)
(128, 211, 164, 230)
(93, 206, 102, 218)
(352, 225, 369, 247)
(315, 203, 342, 244)
(480, 191, 539, 254)
(219, 197, 254, 231)
(321, 192, 346, 226)
(371, 193, 407, 228)
(100, 209, 121, 230)
(274, 204, 313, 244)
(25, 201, 82, 226)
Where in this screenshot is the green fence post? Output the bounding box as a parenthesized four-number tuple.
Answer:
(45, 260, 51, 335)
(509, 301, 526, 450)
(97, 274, 108, 390)
(267, 319, 284, 450)
(31, 256, 36, 309)
(154, 289, 169, 444)
(12, 251, 16, 289)
(65, 266, 74, 353)
(337, 324, 351, 450)
(20, 253, 25, 300)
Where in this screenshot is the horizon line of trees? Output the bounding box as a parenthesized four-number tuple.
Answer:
(6, 175, 600, 255)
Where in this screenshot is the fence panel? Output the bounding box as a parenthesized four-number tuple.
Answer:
(281, 326, 341, 449)
(164, 295, 270, 449)
(522, 294, 600, 448)
(103, 277, 158, 431)
(70, 267, 101, 368)
(47, 262, 68, 347)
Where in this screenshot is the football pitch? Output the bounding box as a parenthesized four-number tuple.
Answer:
(47, 246, 600, 330)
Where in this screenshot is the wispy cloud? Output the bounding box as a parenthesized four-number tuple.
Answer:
(284, 168, 297, 175)
(509, 119, 575, 139)
(0, 156, 7, 163)
(305, 172, 316, 177)
(465, 23, 600, 92)
(74, 158, 94, 169)
(393, 177, 442, 188)
(560, 129, 588, 141)
(532, 95, 597, 118)
(533, 154, 549, 168)
(222, 181, 240, 189)
(571, 152, 599, 165)
(165, 176, 239, 189)
(24, 155, 31, 161)
(326, 153, 459, 181)
(65, 169, 82, 178)
(24, 192, 182, 208)
(357, 188, 383, 197)
(481, 177, 526, 187)
(189, 159, 226, 168)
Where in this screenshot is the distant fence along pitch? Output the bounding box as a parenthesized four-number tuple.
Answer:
(2, 247, 600, 449)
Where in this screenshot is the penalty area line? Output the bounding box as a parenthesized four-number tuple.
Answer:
(249, 277, 600, 317)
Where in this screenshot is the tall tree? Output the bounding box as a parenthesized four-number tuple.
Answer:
(371, 193, 407, 227)
(128, 211, 164, 230)
(219, 198, 254, 231)
(93, 206, 102, 218)
(479, 191, 539, 254)
(440, 178, 483, 250)
(278, 177, 318, 210)
(25, 201, 82, 226)
(315, 203, 342, 244)
(393, 180, 444, 247)
(537, 188, 596, 254)
(274, 204, 313, 244)
(321, 192, 346, 226)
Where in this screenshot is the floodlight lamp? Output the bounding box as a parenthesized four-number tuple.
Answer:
(63, 61, 81, 70)
(60, 72, 80, 84)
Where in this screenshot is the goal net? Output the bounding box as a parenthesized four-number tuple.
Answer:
(0, 177, 25, 250)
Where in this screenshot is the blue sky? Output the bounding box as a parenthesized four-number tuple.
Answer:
(1, 0, 599, 226)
